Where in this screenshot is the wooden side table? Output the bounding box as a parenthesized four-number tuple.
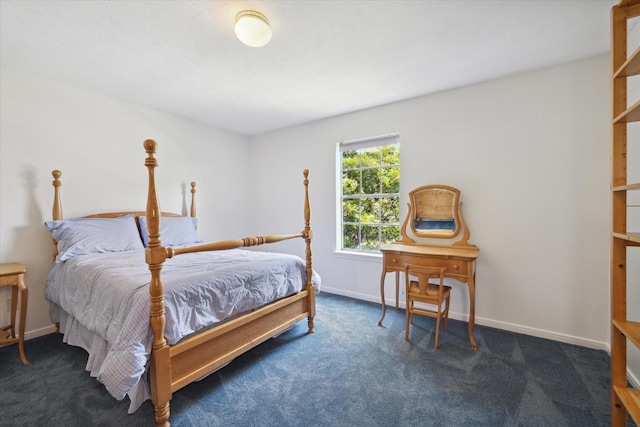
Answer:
(0, 263, 29, 365)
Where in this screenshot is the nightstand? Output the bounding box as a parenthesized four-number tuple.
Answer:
(0, 263, 29, 365)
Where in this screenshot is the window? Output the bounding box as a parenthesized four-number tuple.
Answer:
(337, 134, 400, 253)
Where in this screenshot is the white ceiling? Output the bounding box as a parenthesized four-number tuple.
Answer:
(0, 0, 616, 136)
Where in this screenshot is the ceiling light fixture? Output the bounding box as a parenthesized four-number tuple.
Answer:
(234, 10, 272, 47)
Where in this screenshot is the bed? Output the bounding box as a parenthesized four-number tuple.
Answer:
(44, 139, 319, 426)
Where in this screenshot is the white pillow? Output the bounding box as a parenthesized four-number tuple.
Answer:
(138, 216, 203, 247)
(45, 214, 144, 263)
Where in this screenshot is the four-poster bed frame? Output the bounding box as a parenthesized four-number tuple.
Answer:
(49, 139, 316, 426)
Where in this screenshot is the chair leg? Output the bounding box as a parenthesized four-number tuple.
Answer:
(434, 315, 441, 349)
(444, 296, 450, 331)
(405, 301, 410, 342)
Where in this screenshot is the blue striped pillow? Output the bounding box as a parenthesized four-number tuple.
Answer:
(45, 214, 143, 263)
(138, 216, 203, 247)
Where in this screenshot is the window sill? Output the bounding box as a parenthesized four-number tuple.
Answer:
(333, 250, 382, 262)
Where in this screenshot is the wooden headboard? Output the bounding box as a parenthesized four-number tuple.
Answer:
(50, 169, 197, 259)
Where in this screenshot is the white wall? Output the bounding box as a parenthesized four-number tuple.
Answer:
(249, 55, 612, 351)
(0, 66, 251, 337)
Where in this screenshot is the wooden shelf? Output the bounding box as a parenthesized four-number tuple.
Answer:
(612, 232, 640, 244)
(613, 319, 640, 348)
(617, 0, 640, 7)
(615, 45, 640, 78)
(617, 0, 640, 18)
(611, 3, 639, 425)
(614, 99, 640, 124)
(613, 183, 640, 192)
(613, 385, 640, 425)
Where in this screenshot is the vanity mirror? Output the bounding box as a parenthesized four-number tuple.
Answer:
(398, 184, 473, 246)
(410, 185, 460, 238)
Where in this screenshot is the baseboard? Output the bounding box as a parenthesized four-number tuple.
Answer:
(629, 369, 640, 390)
(320, 287, 608, 351)
(0, 324, 56, 352)
(25, 324, 57, 340)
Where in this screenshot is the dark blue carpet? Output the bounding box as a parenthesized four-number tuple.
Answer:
(0, 293, 621, 426)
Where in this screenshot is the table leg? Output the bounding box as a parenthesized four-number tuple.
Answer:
(395, 271, 400, 310)
(377, 269, 387, 326)
(17, 274, 29, 365)
(467, 268, 477, 351)
(10, 285, 18, 338)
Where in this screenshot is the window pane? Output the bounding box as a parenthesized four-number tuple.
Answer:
(342, 149, 360, 169)
(361, 225, 380, 251)
(381, 165, 400, 193)
(361, 168, 380, 194)
(360, 198, 380, 223)
(343, 198, 359, 223)
(343, 224, 359, 249)
(380, 196, 399, 223)
(381, 144, 399, 166)
(361, 147, 381, 168)
(342, 170, 360, 196)
(380, 226, 400, 246)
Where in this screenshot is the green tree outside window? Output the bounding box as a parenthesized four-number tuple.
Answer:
(340, 142, 400, 252)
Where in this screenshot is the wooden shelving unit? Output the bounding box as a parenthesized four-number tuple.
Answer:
(611, 1, 640, 425)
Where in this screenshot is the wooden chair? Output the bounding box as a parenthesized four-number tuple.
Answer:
(404, 264, 451, 348)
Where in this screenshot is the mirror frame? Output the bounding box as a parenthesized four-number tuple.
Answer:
(409, 185, 461, 238)
(397, 184, 475, 247)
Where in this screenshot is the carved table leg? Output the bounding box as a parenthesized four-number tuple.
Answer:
(377, 268, 387, 326)
(16, 274, 29, 364)
(467, 267, 477, 351)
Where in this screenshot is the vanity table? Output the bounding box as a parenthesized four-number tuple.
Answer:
(377, 185, 479, 350)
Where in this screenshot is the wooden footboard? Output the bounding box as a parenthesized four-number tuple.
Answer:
(143, 140, 316, 427)
(169, 289, 311, 391)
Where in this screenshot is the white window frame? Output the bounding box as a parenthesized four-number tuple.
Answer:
(336, 133, 400, 255)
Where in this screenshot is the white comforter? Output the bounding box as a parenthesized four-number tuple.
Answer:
(45, 247, 320, 412)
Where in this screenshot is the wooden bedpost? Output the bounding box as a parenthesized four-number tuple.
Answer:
(190, 182, 196, 218)
(143, 140, 172, 427)
(52, 170, 62, 221)
(51, 170, 63, 332)
(303, 169, 315, 333)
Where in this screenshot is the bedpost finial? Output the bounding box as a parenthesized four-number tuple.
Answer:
(303, 169, 309, 178)
(144, 139, 158, 154)
(190, 182, 197, 218)
(52, 169, 63, 222)
(52, 170, 62, 190)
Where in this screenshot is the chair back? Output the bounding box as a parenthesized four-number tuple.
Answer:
(404, 264, 450, 347)
(404, 264, 446, 296)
